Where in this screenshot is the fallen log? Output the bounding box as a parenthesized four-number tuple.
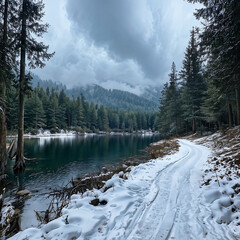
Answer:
(7, 139, 17, 159)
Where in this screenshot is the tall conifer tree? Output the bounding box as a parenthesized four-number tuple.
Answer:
(180, 29, 206, 133)
(167, 62, 181, 135)
(14, 0, 54, 171)
(0, 0, 18, 178)
(188, 0, 240, 126)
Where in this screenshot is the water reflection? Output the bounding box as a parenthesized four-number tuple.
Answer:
(7, 135, 160, 190)
(6, 134, 160, 229)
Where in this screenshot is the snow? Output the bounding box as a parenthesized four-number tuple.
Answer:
(8, 139, 239, 240)
(202, 178, 240, 234)
(0, 204, 14, 226)
(201, 176, 240, 236)
(24, 129, 76, 138)
(1, 203, 15, 239)
(193, 127, 240, 238)
(204, 189, 222, 203)
(16, 129, 159, 138)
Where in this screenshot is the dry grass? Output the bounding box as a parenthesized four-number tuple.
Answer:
(195, 127, 240, 227)
(145, 139, 180, 159)
(196, 126, 240, 185)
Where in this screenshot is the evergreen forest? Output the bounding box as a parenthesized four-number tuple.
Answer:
(31, 76, 161, 113)
(158, 0, 240, 137)
(6, 85, 158, 134)
(0, 0, 240, 175)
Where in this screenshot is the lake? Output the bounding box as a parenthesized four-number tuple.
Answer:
(5, 134, 160, 229)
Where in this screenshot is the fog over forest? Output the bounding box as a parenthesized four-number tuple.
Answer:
(33, 0, 200, 93)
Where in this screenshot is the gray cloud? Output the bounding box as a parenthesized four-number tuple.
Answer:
(66, 0, 167, 79)
(33, 0, 200, 92)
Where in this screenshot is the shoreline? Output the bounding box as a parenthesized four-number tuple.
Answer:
(1, 137, 175, 238)
(6, 129, 160, 140)
(6, 139, 207, 240)
(2, 134, 163, 237)
(4, 128, 240, 239)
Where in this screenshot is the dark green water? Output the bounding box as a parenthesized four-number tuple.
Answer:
(5, 134, 160, 229)
(6, 135, 160, 191)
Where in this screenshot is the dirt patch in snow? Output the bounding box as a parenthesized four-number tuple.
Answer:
(196, 126, 240, 182)
(145, 139, 180, 159)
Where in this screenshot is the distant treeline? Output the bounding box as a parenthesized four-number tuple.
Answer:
(31, 75, 161, 113)
(6, 85, 159, 134)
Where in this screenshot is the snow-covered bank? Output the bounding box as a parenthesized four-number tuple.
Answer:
(9, 139, 238, 240)
(25, 129, 76, 138)
(192, 127, 240, 238)
(7, 129, 76, 139)
(0, 204, 15, 238)
(7, 129, 159, 139)
(8, 140, 186, 240)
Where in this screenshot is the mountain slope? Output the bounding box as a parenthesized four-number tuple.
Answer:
(32, 75, 160, 112)
(67, 85, 159, 112)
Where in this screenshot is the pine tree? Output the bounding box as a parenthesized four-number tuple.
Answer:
(119, 112, 126, 131)
(180, 29, 206, 134)
(57, 90, 67, 128)
(153, 114, 160, 131)
(70, 99, 78, 127)
(14, 0, 54, 172)
(158, 83, 170, 134)
(0, 0, 18, 179)
(98, 106, 109, 131)
(201, 76, 228, 129)
(76, 96, 85, 129)
(167, 62, 181, 135)
(47, 89, 58, 130)
(5, 82, 161, 134)
(81, 94, 89, 129)
(25, 89, 45, 130)
(188, 0, 240, 126)
(0, 0, 9, 179)
(158, 63, 182, 136)
(89, 103, 97, 131)
(201, 54, 235, 129)
(112, 113, 120, 130)
(6, 86, 18, 131)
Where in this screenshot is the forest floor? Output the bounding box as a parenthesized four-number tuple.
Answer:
(189, 126, 240, 237)
(3, 128, 240, 240)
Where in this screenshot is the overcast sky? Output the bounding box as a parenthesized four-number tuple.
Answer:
(33, 0, 200, 94)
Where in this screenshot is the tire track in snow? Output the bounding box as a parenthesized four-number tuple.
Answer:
(127, 139, 237, 240)
(106, 146, 191, 240)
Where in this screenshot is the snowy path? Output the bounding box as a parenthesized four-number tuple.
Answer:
(126, 140, 235, 240)
(9, 139, 237, 240)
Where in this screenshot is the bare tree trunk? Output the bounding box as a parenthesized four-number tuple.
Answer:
(0, 182, 5, 222)
(235, 84, 240, 125)
(192, 118, 196, 134)
(0, 0, 9, 180)
(200, 119, 203, 136)
(0, 104, 7, 179)
(14, 0, 27, 172)
(175, 118, 178, 136)
(227, 98, 234, 128)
